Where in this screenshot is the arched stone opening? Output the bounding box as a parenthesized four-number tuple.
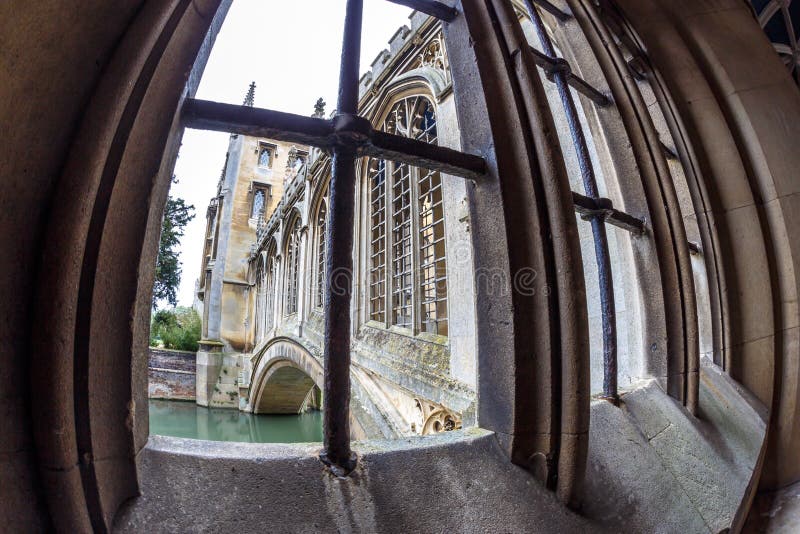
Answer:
(252, 362, 317, 414)
(248, 338, 325, 414)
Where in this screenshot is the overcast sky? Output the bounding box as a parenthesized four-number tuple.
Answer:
(169, 0, 414, 307)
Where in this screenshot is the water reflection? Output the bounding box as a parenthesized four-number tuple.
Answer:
(149, 399, 323, 443)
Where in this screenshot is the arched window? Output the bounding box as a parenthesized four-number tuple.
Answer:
(264, 249, 276, 333)
(254, 259, 267, 344)
(285, 217, 301, 316)
(258, 144, 272, 168)
(368, 159, 387, 323)
(251, 188, 265, 218)
(315, 198, 328, 309)
(367, 95, 448, 336)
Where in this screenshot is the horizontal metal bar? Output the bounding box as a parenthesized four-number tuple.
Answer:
(182, 99, 487, 180)
(529, 47, 612, 107)
(384, 0, 458, 22)
(368, 130, 486, 179)
(531, 0, 570, 22)
(572, 191, 646, 234)
(183, 99, 333, 147)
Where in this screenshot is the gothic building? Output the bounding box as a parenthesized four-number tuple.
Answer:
(3, 0, 800, 532)
(196, 14, 475, 439)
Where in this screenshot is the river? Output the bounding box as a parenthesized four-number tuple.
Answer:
(149, 399, 323, 443)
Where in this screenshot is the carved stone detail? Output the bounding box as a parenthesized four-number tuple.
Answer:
(413, 398, 462, 435)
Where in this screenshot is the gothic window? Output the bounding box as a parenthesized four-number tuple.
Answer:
(258, 143, 273, 168)
(264, 250, 276, 332)
(285, 217, 301, 316)
(368, 159, 387, 322)
(315, 198, 328, 309)
(367, 95, 448, 336)
(254, 261, 267, 344)
(251, 187, 267, 219)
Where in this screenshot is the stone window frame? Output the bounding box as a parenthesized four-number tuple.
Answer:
(249, 180, 271, 220)
(314, 194, 328, 309)
(364, 93, 449, 337)
(283, 214, 302, 317)
(257, 140, 277, 169)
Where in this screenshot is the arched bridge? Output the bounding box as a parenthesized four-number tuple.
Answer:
(248, 337, 323, 415)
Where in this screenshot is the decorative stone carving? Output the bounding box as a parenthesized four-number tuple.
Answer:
(413, 398, 462, 435)
(419, 35, 447, 71)
(405, 33, 450, 84)
(313, 97, 326, 118)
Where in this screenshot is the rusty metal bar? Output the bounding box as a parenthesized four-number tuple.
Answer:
(320, 0, 362, 477)
(369, 130, 486, 179)
(525, 0, 619, 403)
(531, 0, 570, 22)
(571, 192, 646, 235)
(528, 47, 612, 107)
(183, 98, 487, 180)
(183, 99, 333, 146)
(384, 0, 458, 21)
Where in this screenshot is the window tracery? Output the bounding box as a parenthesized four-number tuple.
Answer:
(285, 218, 301, 316)
(258, 144, 272, 168)
(254, 261, 266, 344)
(315, 197, 328, 309)
(251, 188, 266, 219)
(408, 33, 451, 84)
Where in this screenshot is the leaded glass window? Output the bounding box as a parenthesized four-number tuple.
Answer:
(285, 218, 301, 316)
(316, 199, 328, 308)
(367, 95, 448, 335)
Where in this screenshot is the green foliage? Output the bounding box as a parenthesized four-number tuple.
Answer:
(153, 186, 195, 309)
(150, 306, 201, 352)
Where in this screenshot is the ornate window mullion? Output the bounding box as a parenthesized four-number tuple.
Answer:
(383, 161, 394, 330)
(409, 165, 422, 336)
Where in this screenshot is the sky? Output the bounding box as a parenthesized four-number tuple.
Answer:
(169, 0, 415, 307)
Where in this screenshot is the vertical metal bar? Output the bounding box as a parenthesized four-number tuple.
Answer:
(524, 1, 618, 403)
(320, 0, 362, 475)
(532, 0, 570, 22)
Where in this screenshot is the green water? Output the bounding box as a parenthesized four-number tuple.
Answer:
(149, 399, 323, 443)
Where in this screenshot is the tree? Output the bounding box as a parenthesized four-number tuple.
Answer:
(153, 189, 195, 308)
(149, 307, 201, 351)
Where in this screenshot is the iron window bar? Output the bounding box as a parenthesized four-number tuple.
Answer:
(527, 46, 612, 107)
(182, 99, 486, 180)
(571, 192, 645, 235)
(530, 0, 570, 22)
(524, 0, 621, 404)
(385, 0, 458, 21)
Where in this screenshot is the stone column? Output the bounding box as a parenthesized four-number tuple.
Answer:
(272, 254, 284, 332)
(295, 225, 310, 337)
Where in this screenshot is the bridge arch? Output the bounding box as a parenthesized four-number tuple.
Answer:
(249, 337, 323, 414)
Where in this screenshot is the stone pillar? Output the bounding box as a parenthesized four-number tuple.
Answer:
(195, 340, 224, 407)
(295, 225, 310, 336)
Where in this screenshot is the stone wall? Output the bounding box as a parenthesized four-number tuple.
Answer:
(148, 348, 196, 401)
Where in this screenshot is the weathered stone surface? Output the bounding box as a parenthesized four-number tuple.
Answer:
(583, 359, 765, 533)
(747, 479, 800, 533)
(115, 430, 602, 533)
